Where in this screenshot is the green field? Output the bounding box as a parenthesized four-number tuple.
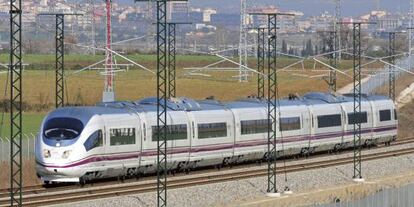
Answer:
(0, 53, 364, 71)
(0, 113, 45, 138)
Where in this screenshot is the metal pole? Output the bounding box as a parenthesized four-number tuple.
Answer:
(257, 28, 265, 99)
(328, 31, 337, 92)
(135, 1, 188, 206)
(9, 0, 23, 205)
(249, 11, 294, 196)
(38, 13, 83, 108)
(335, 0, 342, 61)
(388, 32, 396, 101)
(56, 14, 65, 108)
(104, 0, 115, 102)
(267, 14, 278, 194)
(239, 0, 248, 82)
(410, 0, 413, 57)
(156, 1, 168, 206)
(352, 23, 362, 180)
(168, 23, 176, 98)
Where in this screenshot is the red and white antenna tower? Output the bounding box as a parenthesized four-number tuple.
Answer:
(103, 0, 115, 102)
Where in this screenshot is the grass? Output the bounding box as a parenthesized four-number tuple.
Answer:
(0, 113, 45, 138)
(0, 68, 352, 105)
(0, 53, 373, 71)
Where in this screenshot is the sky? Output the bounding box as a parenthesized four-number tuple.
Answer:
(186, 0, 411, 16)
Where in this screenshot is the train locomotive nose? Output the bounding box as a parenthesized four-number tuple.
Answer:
(36, 162, 81, 183)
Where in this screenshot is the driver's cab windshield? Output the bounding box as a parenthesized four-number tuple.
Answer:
(43, 117, 84, 140)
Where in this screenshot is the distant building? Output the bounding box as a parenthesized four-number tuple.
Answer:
(210, 13, 239, 27)
(202, 8, 217, 23)
(170, 2, 189, 13)
(363, 11, 401, 32)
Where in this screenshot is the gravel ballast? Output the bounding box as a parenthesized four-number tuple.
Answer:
(46, 143, 414, 207)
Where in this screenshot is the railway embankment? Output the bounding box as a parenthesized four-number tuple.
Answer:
(397, 81, 414, 109)
(234, 171, 414, 207)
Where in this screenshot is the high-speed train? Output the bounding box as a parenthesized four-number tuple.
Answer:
(35, 92, 398, 183)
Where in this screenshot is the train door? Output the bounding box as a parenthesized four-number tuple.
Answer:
(138, 114, 147, 171)
(129, 110, 143, 176)
(185, 111, 194, 163)
(308, 106, 315, 149)
(229, 109, 237, 157)
(167, 111, 191, 169)
(339, 104, 346, 145)
(368, 100, 376, 139)
(97, 115, 107, 168)
(186, 112, 196, 160)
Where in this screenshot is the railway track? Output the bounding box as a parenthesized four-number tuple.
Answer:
(1, 138, 414, 206)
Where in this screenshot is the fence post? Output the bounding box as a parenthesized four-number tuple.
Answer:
(0, 137, 3, 161)
(4, 137, 10, 162)
(24, 134, 29, 158)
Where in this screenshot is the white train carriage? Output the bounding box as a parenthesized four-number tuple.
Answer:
(35, 93, 398, 183)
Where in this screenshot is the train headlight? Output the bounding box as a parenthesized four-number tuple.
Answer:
(43, 149, 51, 158)
(62, 150, 72, 159)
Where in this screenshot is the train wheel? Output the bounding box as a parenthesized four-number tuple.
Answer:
(79, 178, 86, 187)
(216, 164, 221, 171)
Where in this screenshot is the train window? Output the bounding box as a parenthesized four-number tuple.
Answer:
(241, 119, 269, 135)
(198, 122, 227, 139)
(152, 124, 187, 141)
(317, 114, 341, 128)
(280, 117, 301, 131)
(110, 128, 136, 146)
(379, 110, 391, 122)
(84, 130, 103, 151)
(348, 112, 368, 125)
(43, 117, 84, 140)
(394, 109, 398, 120)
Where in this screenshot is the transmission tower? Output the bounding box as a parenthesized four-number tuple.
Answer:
(9, 0, 23, 205)
(250, 12, 294, 197)
(167, 22, 191, 98)
(88, 0, 96, 55)
(328, 31, 337, 92)
(334, 0, 341, 61)
(353, 23, 363, 181)
(409, 0, 414, 58)
(135, 1, 187, 206)
(388, 32, 396, 101)
(238, 0, 248, 82)
(338, 21, 375, 182)
(257, 27, 266, 99)
(38, 13, 83, 108)
(103, 0, 115, 102)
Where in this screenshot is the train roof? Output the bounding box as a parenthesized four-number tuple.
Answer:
(46, 92, 392, 123)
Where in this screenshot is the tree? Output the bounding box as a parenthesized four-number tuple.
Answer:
(282, 39, 288, 54)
